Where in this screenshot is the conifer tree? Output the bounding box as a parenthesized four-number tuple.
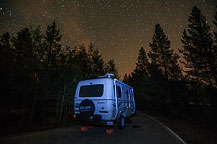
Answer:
(213, 6, 217, 42)
(12, 28, 38, 128)
(212, 6, 217, 86)
(13, 28, 35, 71)
(207, 5, 217, 122)
(0, 32, 15, 108)
(74, 44, 91, 79)
(148, 24, 181, 80)
(44, 21, 62, 69)
(129, 47, 157, 109)
(168, 51, 183, 80)
(135, 47, 150, 75)
(180, 5, 216, 86)
(105, 59, 119, 78)
(31, 26, 44, 69)
(43, 21, 63, 126)
(0, 32, 13, 73)
(88, 43, 105, 78)
(123, 74, 129, 84)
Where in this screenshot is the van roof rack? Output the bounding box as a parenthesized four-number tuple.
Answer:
(99, 73, 115, 78)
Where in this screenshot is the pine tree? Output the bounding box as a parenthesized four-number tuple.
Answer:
(207, 5, 217, 122)
(43, 21, 62, 86)
(12, 27, 36, 89)
(135, 47, 150, 75)
(212, 6, 217, 86)
(29, 26, 44, 125)
(129, 47, 157, 109)
(0, 32, 16, 109)
(31, 26, 44, 69)
(56, 46, 79, 126)
(12, 27, 38, 128)
(180, 5, 216, 86)
(13, 28, 35, 71)
(0, 32, 13, 74)
(123, 74, 129, 84)
(87, 43, 105, 78)
(105, 59, 119, 78)
(168, 51, 183, 80)
(148, 24, 181, 80)
(74, 44, 91, 79)
(148, 24, 170, 79)
(214, 6, 217, 42)
(44, 21, 62, 69)
(43, 21, 63, 126)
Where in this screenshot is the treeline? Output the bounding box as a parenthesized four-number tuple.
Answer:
(1, 4, 217, 133)
(0, 22, 119, 133)
(124, 5, 217, 124)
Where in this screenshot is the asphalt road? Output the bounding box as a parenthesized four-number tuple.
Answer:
(1, 112, 186, 144)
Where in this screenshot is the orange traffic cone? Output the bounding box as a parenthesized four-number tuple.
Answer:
(106, 128, 114, 134)
(81, 126, 88, 132)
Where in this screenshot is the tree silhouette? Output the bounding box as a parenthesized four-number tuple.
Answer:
(148, 24, 182, 81)
(87, 43, 105, 78)
(130, 50, 148, 108)
(2, 6, 217, 132)
(0, 21, 122, 132)
(123, 74, 129, 84)
(168, 51, 182, 80)
(148, 24, 171, 80)
(44, 21, 62, 69)
(135, 47, 150, 75)
(213, 5, 217, 43)
(105, 59, 119, 78)
(180, 5, 216, 86)
(212, 6, 217, 86)
(0, 32, 15, 109)
(74, 44, 91, 79)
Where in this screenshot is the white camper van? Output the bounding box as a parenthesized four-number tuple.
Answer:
(74, 74, 135, 129)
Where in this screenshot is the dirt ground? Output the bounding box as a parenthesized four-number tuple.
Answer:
(0, 112, 184, 144)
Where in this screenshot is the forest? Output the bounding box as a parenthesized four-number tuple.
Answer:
(0, 5, 217, 133)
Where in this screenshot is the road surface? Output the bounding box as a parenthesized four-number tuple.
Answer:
(1, 112, 186, 144)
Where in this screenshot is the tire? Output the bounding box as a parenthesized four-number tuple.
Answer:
(79, 99, 95, 121)
(117, 115, 125, 129)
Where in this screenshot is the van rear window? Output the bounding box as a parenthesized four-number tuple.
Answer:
(79, 84, 104, 97)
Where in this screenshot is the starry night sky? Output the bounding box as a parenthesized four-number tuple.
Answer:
(0, 0, 216, 77)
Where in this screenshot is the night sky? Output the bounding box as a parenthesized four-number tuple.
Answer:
(0, 0, 216, 77)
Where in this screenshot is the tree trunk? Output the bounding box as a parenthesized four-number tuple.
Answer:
(57, 81, 66, 127)
(30, 80, 39, 125)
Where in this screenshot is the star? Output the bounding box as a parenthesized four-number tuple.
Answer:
(0, 0, 216, 77)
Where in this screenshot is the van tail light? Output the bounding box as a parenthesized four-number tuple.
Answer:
(99, 111, 109, 113)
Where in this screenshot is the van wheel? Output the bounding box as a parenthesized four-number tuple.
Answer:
(117, 116, 125, 129)
(79, 99, 95, 121)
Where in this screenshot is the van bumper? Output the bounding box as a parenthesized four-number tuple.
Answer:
(73, 114, 114, 126)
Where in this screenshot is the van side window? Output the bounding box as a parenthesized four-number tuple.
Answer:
(116, 86, 122, 98)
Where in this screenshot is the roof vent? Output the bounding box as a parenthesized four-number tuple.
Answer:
(99, 73, 115, 78)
